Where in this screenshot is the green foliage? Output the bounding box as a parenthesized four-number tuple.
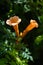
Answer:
(35, 35, 43, 45)
(0, 0, 43, 65)
(0, 20, 33, 65)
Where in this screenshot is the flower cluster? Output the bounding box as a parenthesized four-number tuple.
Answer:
(6, 16, 38, 38)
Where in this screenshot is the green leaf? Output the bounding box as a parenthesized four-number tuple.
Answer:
(35, 35, 43, 45)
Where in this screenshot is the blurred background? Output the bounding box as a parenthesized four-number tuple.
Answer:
(0, 0, 43, 65)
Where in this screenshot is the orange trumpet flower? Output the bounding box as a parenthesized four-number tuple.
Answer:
(20, 19, 38, 38)
(6, 16, 21, 37)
